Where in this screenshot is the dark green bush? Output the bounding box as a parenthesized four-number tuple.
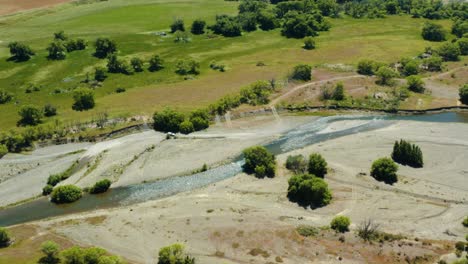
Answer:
(332, 82, 345, 100)
(370, 157, 398, 184)
(50, 185, 82, 204)
(18, 105, 43, 126)
(191, 19, 206, 35)
(94, 67, 107, 82)
(0, 144, 8, 158)
(8, 41, 35, 62)
(72, 88, 95, 111)
(43, 104, 57, 117)
(308, 153, 327, 178)
(460, 84, 468, 105)
(422, 56, 442, 72)
(153, 108, 185, 133)
(421, 22, 446, 41)
(107, 54, 132, 75)
(158, 243, 195, 264)
(406, 75, 425, 93)
(47, 41, 66, 60)
(0, 89, 12, 104)
(43, 184, 54, 196)
(242, 146, 276, 178)
(392, 139, 423, 168)
(463, 216, 468, 227)
(239, 80, 273, 105)
(458, 38, 468, 56)
(0, 227, 10, 248)
(149, 55, 164, 72)
(94, 38, 117, 59)
(130, 57, 144, 72)
(171, 19, 185, 33)
(175, 59, 199, 75)
(189, 109, 210, 131)
(209, 15, 241, 37)
(179, 120, 195, 134)
(303, 37, 316, 50)
(330, 216, 351, 233)
(285, 154, 307, 174)
(90, 179, 112, 194)
(287, 174, 332, 208)
(437, 42, 460, 61)
(291, 64, 312, 81)
(39, 240, 60, 264)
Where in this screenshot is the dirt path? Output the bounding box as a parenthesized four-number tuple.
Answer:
(0, 0, 70, 16)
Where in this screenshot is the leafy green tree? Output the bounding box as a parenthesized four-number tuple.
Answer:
(0, 89, 12, 104)
(459, 84, 468, 105)
(238, 0, 267, 13)
(332, 82, 345, 100)
(54, 30, 67, 41)
(423, 56, 442, 71)
(107, 54, 132, 74)
(174, 30, 191, 43)
(189, 109, 210, 131)
(357, 59, 375, 75)
(44, 104, 57, 117)
(18, 105, 43, 126)
(287, 174, 332, 208)
(179, 120, 195, 134)
(281, 11, 330, 38)
(330, 216, 351, 233)
(50, 185, 82, 204)
(303, 37, 316, 50)
(392, 139, 423, 168)
(171, 19, 185, 33)
(209, 15, 242, 37)
(96, 256, 125, 264)
(158, 243, 195, 264)
(153, 108, 185, 133)
(90, 179, 112, 194)
(42, 184, 53, 196)
(451, 19, 468, 38)
(437, 42, 461, 61)
(406, 75, 425, 93)
(47, 41, 67, 60)
(291, 64, 312, 81)
(402, 60, 419, 76)
(191, 19, 206, 35)
(72, 88, 95, 111)
(285, 154, 307, 174)
(238, 12, 257, 32)
(65, 39, 86, 52)
(131, 57, 144, 72)
(370, 157, 398, 184)
(94, 67, 107, 82)
(257, 10, 279, 31)
(61, 246, 85, 264)
(457, 38, 468, 56)
(149, 55, 164, 72)
(376, 66, 396, 85)
(240, 80, 272, 105)
(308, 153, 327, 178)
(175, 59, 200, 75)
(8, 42, 35, 62)
(39, 241, 60, 264)
(0, 227, 10, 248)
(0, 144, 7, 158)
(83, 247, 106, 264)
(94, 38, 117, 58)
(421, 22, 446, 41)
(242, 146, 276, 178)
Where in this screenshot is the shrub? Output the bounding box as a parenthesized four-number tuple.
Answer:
(107, 54, 132, 74)
(8, 41, 35, 62)
(330, 216, 351, 233)
(18, 105, 43, 126)
(285, 154, 307, 174)
(72, 88, 95, 111)
(170, 19, 185, 33)
(392, 139, 424, 168)
(455, 241, 466, 252)
(281, 11, 330, 38)
(357, 219, 380, 241)
(130, 57, 144, 72)
(421, 22, 446, 41)
(422, 56, 442, 72)
(44, 104, 57, 117)
(296, 225, 318, 237)
(370, 157, 398, 184)
(175, 59, 200, 75)
(189, 109, 210, 131)
(50, 185, 82, 204)
(61, 246, 85, 264)
(462, 216, 468, 227)
(242, 146, 276, 178)
(90, 179, 111, 194)
(308, 153, 327, 178)
(257, 10, 279, 31)
(39, 241, 60, 264)
(149, 55, 164, 72)
(239, 80, 273, 105)
(65, 38, 86, 52)
(116, 87, 126, 93)
(153, 108, 185, 133)
(0, 144, 8, 158)
(460, 84, 468, 105)
(0, 89, 12, 104)
(47, 41, 67, 60)
(94, 67, 107, 82)
(191, 19, 206, 35)
(332, 82, 345, 100)
(158, 244, 195, 264)
(209, 14, 241, 37)
(291, 64, 312, 81)
(406, 75, 425, 93)
(437, 42, 460, 61)
(457, 38, 468, 56)
(357, 59, 375, 75)
(303, 37, 316, 50)
(42, 184, 54, 196)
(174, 30, 191, 43)
(47, 174, 62, 186)
(287, 174, 332, 208)
(376, 66, 397, 86)
(179, 120, 195, 134)
(0, 227, 10, 248)
(452, 19, 468, 38)
(402, 60, 419, 76)
(94, 38, 117, 58)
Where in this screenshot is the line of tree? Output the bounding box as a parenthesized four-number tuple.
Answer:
(153, 108, 210, 134)
(391, 139, 424, 168)
(285, 153, 328, 178)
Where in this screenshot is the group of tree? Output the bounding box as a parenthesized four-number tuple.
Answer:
(320, 82, 346, 101)
(17, 104, 58, 126)
(286, 153, 328, 178)
(240, 80, 275, 105)
(391, 139, 424, 168)
(47, 31, 87, 60)
(153, 108, 210, 134)
(242, 146, 276, 178)
(175, 58, 200, 75)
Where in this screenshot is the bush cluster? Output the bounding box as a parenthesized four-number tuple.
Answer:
(392, 139, 424, 168)
(39, 241, 125, 264)
(285, 154, 307, 174)
(370, 157, 398, 184)
(90, 179, 112, 194)
(291, 64, 312, 81)
(242, 146, 276, 178)
(421, 22, 446, 42)
(287, 173, 332, 208)
(0, 227, 10, 248)
(50, 185, 82, 204)
(153, 108, 211, 134)
(8, 41, 35, 62)
(158, 243, 195, 264)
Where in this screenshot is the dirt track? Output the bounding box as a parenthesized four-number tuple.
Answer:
(0, 0, 70, 16)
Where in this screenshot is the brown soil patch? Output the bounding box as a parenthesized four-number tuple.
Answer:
(0, 0, 70, 16)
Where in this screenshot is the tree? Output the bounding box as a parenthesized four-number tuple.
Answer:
(308, 153, 327, 178)
(0, 89, 12, 104)
(44, 104, 57, 117)
(370, 157, 398, 184)
(8, 42, 35, 62)
(287, 174, 332, 208)
(107, 54, 132, 74)
(175, 59, 200, 75)
(149, 55, 164, 72)
(158, 244, 195, 264)
(94, 38, 117, 58)
(437, 42, 460, 61)
(61, 246, 85, 264)
(357, 59, 375, 75)
(42, 185, 53, 196)
(457, 38, 468, 56)
(174, 30, 191, 43)
(406, 75, 425, 93)
(131, 57, 144, 72)
(421, 22, 446, 41)
(281, 11, 330, 38)
(171, 19, 185, 33)
(392, 139, 423, 168)
(238, 12, 257, 32)
(330, 216, 351, 233)
(291, 64, 312, 81)
(303, 37, 316, 50)
(50, 185, 82, 204)
(209, 15, 242, 37)
(47, 41, 67, 60)
(179, 120, 195, 134)
(0, 144, 7, 158)
(189, 109, 210, 131)
(332, 82, 345, 100)
(402, 60, 419, 76)
(460, 84, 468, 105)
(83, 247, 106, 264)
(191, 19, 206, 35)
(18, 105, 43, 126)
(72, 88, 95, 111)
(375, 66, 396, 85)
(0, 227, 10, 248)
(94, 67, 107, 82)
(39, 241, 60, 264)
(451, 19, 468, 38)
(54, 30, 67, 41)
(423, 56, 442, 72)
(257, 10, 279, 31)
(65, 39, 86, 52)
(285, 154, 307, 174)
(153, 108, 185, 133)
(90, 179, 112, 194)
(242, 146, 276, 178)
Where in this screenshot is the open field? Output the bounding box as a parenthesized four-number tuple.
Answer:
(0, 0, 461, 131)
(0, 0, 70, 16)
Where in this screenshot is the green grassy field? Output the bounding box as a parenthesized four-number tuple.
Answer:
(0, 0, 454, 131)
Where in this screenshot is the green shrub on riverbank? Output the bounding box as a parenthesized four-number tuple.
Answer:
(50, 185, 82, 204)
(0, 227, 10, 248)
(243, 146, 276, 178)
(370, 157, 398, 184)
(90, 179, 112, 194)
